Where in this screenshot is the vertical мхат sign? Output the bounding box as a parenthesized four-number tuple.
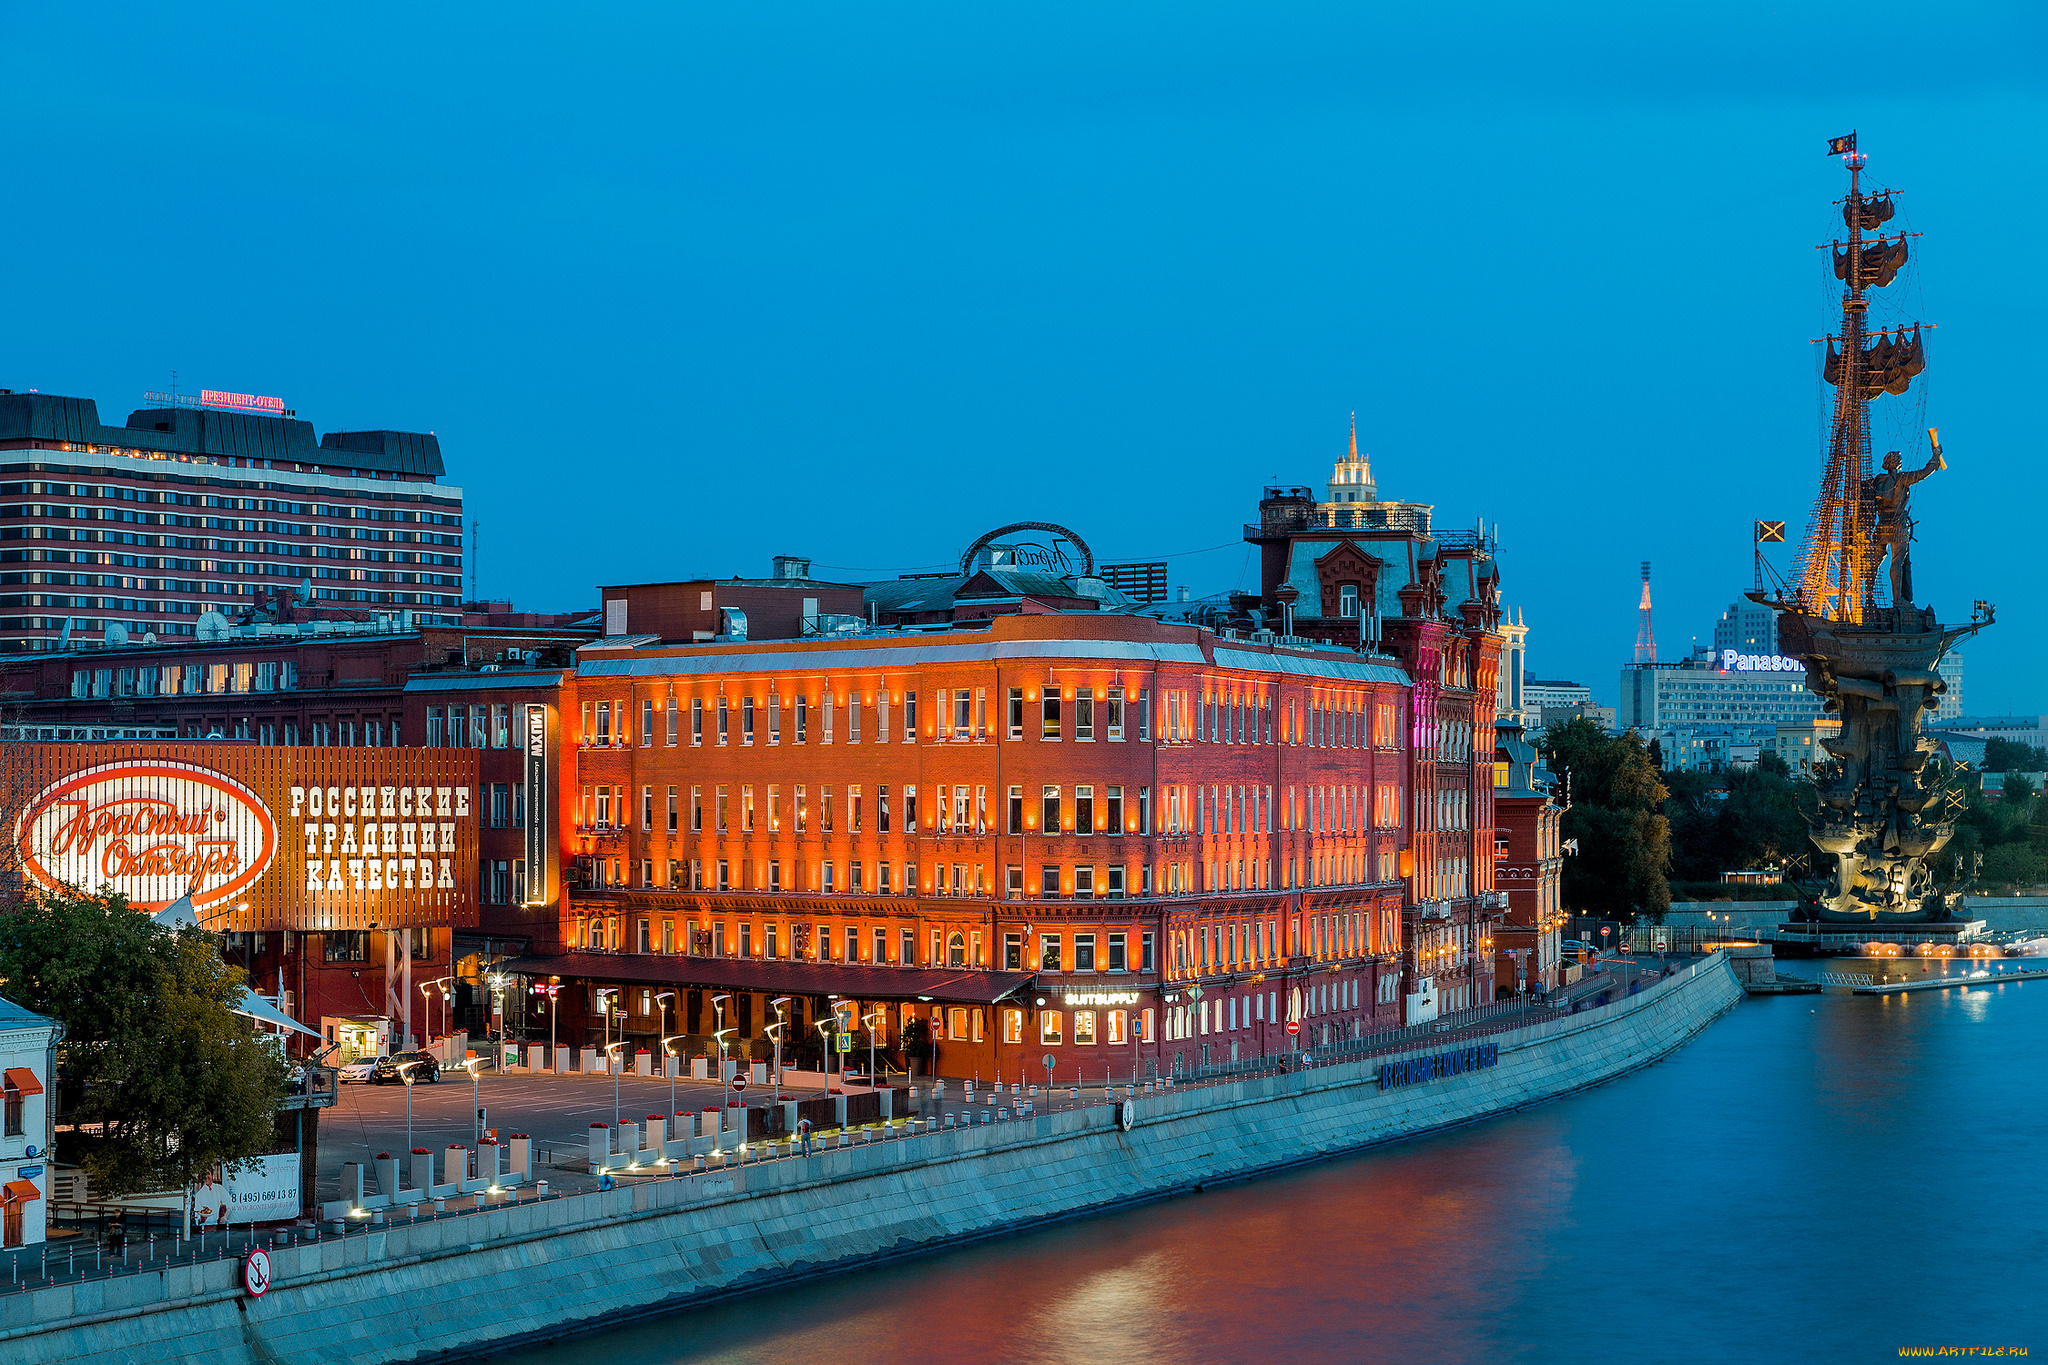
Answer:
(8, 743, 479, 931)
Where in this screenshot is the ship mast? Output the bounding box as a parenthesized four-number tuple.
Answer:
(1796, 141, 1876, 623)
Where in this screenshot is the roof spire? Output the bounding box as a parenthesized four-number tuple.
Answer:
(1325, 411, 1376, 504)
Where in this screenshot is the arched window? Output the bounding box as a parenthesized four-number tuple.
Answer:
(947, 932, 966, 968)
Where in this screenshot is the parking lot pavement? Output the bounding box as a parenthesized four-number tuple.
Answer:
(315, 1071, 830, 1201)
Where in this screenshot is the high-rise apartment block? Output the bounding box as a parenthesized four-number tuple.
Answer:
(0, 388, 464, 653)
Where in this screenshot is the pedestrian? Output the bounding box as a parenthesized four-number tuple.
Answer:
(797, 1117, 813, 1156)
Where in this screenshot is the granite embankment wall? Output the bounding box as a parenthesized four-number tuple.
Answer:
(3, 954, 1743, 1365)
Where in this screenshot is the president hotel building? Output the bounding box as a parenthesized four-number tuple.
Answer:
(0, 387, 464, 653)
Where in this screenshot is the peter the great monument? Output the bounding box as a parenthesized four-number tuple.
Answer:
(1755, 134, 1992, 932)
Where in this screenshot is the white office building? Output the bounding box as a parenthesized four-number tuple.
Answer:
(1, 995, 59, 1249)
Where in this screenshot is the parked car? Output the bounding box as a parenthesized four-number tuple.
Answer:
(371, 1051, 440, 1085)
(337, 1057, 379, 1084)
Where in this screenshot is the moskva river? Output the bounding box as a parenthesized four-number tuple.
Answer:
(503, 963, 2047, 1364)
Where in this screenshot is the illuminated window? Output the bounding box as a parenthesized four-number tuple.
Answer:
(1073, 1010, 1097, 1046)
(1039, 1011, 1063, 1045)
(1041, 688, 1061, 740)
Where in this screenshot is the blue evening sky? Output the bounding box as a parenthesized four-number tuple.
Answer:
(3, 3, 2041, 711)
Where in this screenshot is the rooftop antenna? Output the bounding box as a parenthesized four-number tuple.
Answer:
(469, 517, 478, 604)
(1634, 561, 1657, 664)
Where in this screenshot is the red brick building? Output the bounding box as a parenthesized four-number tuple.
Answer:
(1234, 441, 1508, 1022)
(463, 604, 1412, 1081)
(1492, 723, 1566, 996)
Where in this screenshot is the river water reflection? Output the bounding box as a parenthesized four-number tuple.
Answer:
(503, 963, 2047, 1364)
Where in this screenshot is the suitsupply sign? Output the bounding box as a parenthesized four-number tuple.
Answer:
(9, 743, 479, 931)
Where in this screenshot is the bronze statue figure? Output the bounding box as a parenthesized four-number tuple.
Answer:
(1862, 446, 1944, 607)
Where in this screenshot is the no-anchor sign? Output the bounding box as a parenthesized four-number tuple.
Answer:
(243, 1247, 271, 1297)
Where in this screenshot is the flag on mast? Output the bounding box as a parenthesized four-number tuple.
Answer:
(1755, 520, 1786, 544)
(1827, 132, 1856, 156)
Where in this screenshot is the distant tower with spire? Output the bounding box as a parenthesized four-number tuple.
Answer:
(1325, 412, 1376, 504)
(1634, 561, 1657, 664)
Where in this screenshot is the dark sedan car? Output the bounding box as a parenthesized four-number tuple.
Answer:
(370, 1051, 440, 1085)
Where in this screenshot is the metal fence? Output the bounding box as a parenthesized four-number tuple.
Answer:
(2, 1187, 572, 1295)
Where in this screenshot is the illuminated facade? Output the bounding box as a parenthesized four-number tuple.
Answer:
(1242, 440, 1508, 1023)
(1492, 724, 1564, 996)
(4, 742, 479, 1055)
(467, 611, 1413, 1080)
(0, 389, 465, 654)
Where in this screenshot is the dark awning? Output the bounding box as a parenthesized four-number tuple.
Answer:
(500, 953, 1035, 1006)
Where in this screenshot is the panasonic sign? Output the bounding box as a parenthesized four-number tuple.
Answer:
(1720, 650, 1803, 673)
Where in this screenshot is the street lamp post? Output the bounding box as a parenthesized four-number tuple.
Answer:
(863, 1009, 883, 1086)
(662, 1031, 686, 1121)
(487, 971, 508, 1043)
(531, 980, 561, 1067)
(397, 1060, 422, 1153)
(815, 1020, 835, 1094)
(418, 977, 452, 1050)
(770, 997, 791, 1104)
(710, 994, 732, 1111)
(655, 991, 677, 1093)
(596, 988, 619, 1124)
(463, 1058, 484, 1143)
(605, 1043, 624, 1125)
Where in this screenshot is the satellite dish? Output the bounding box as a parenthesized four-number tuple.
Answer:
(143, 631, 158, 645)
(295, 579, 313, 604)
(105, 622, 129, 648)
(196, 610, 233, 642)
(57, 618, 73, 648)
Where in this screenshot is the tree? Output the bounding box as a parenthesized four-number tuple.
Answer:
(1983, 738, 2048, 773)
(1540, 718, 1672, 921)
(1756, 749, 1791, 778)
(0, 886, 286, 1198)
(1981, 842, 2043, 891)
(2002, 770, 2037, 806)
(1664, 761, 1811, 883)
